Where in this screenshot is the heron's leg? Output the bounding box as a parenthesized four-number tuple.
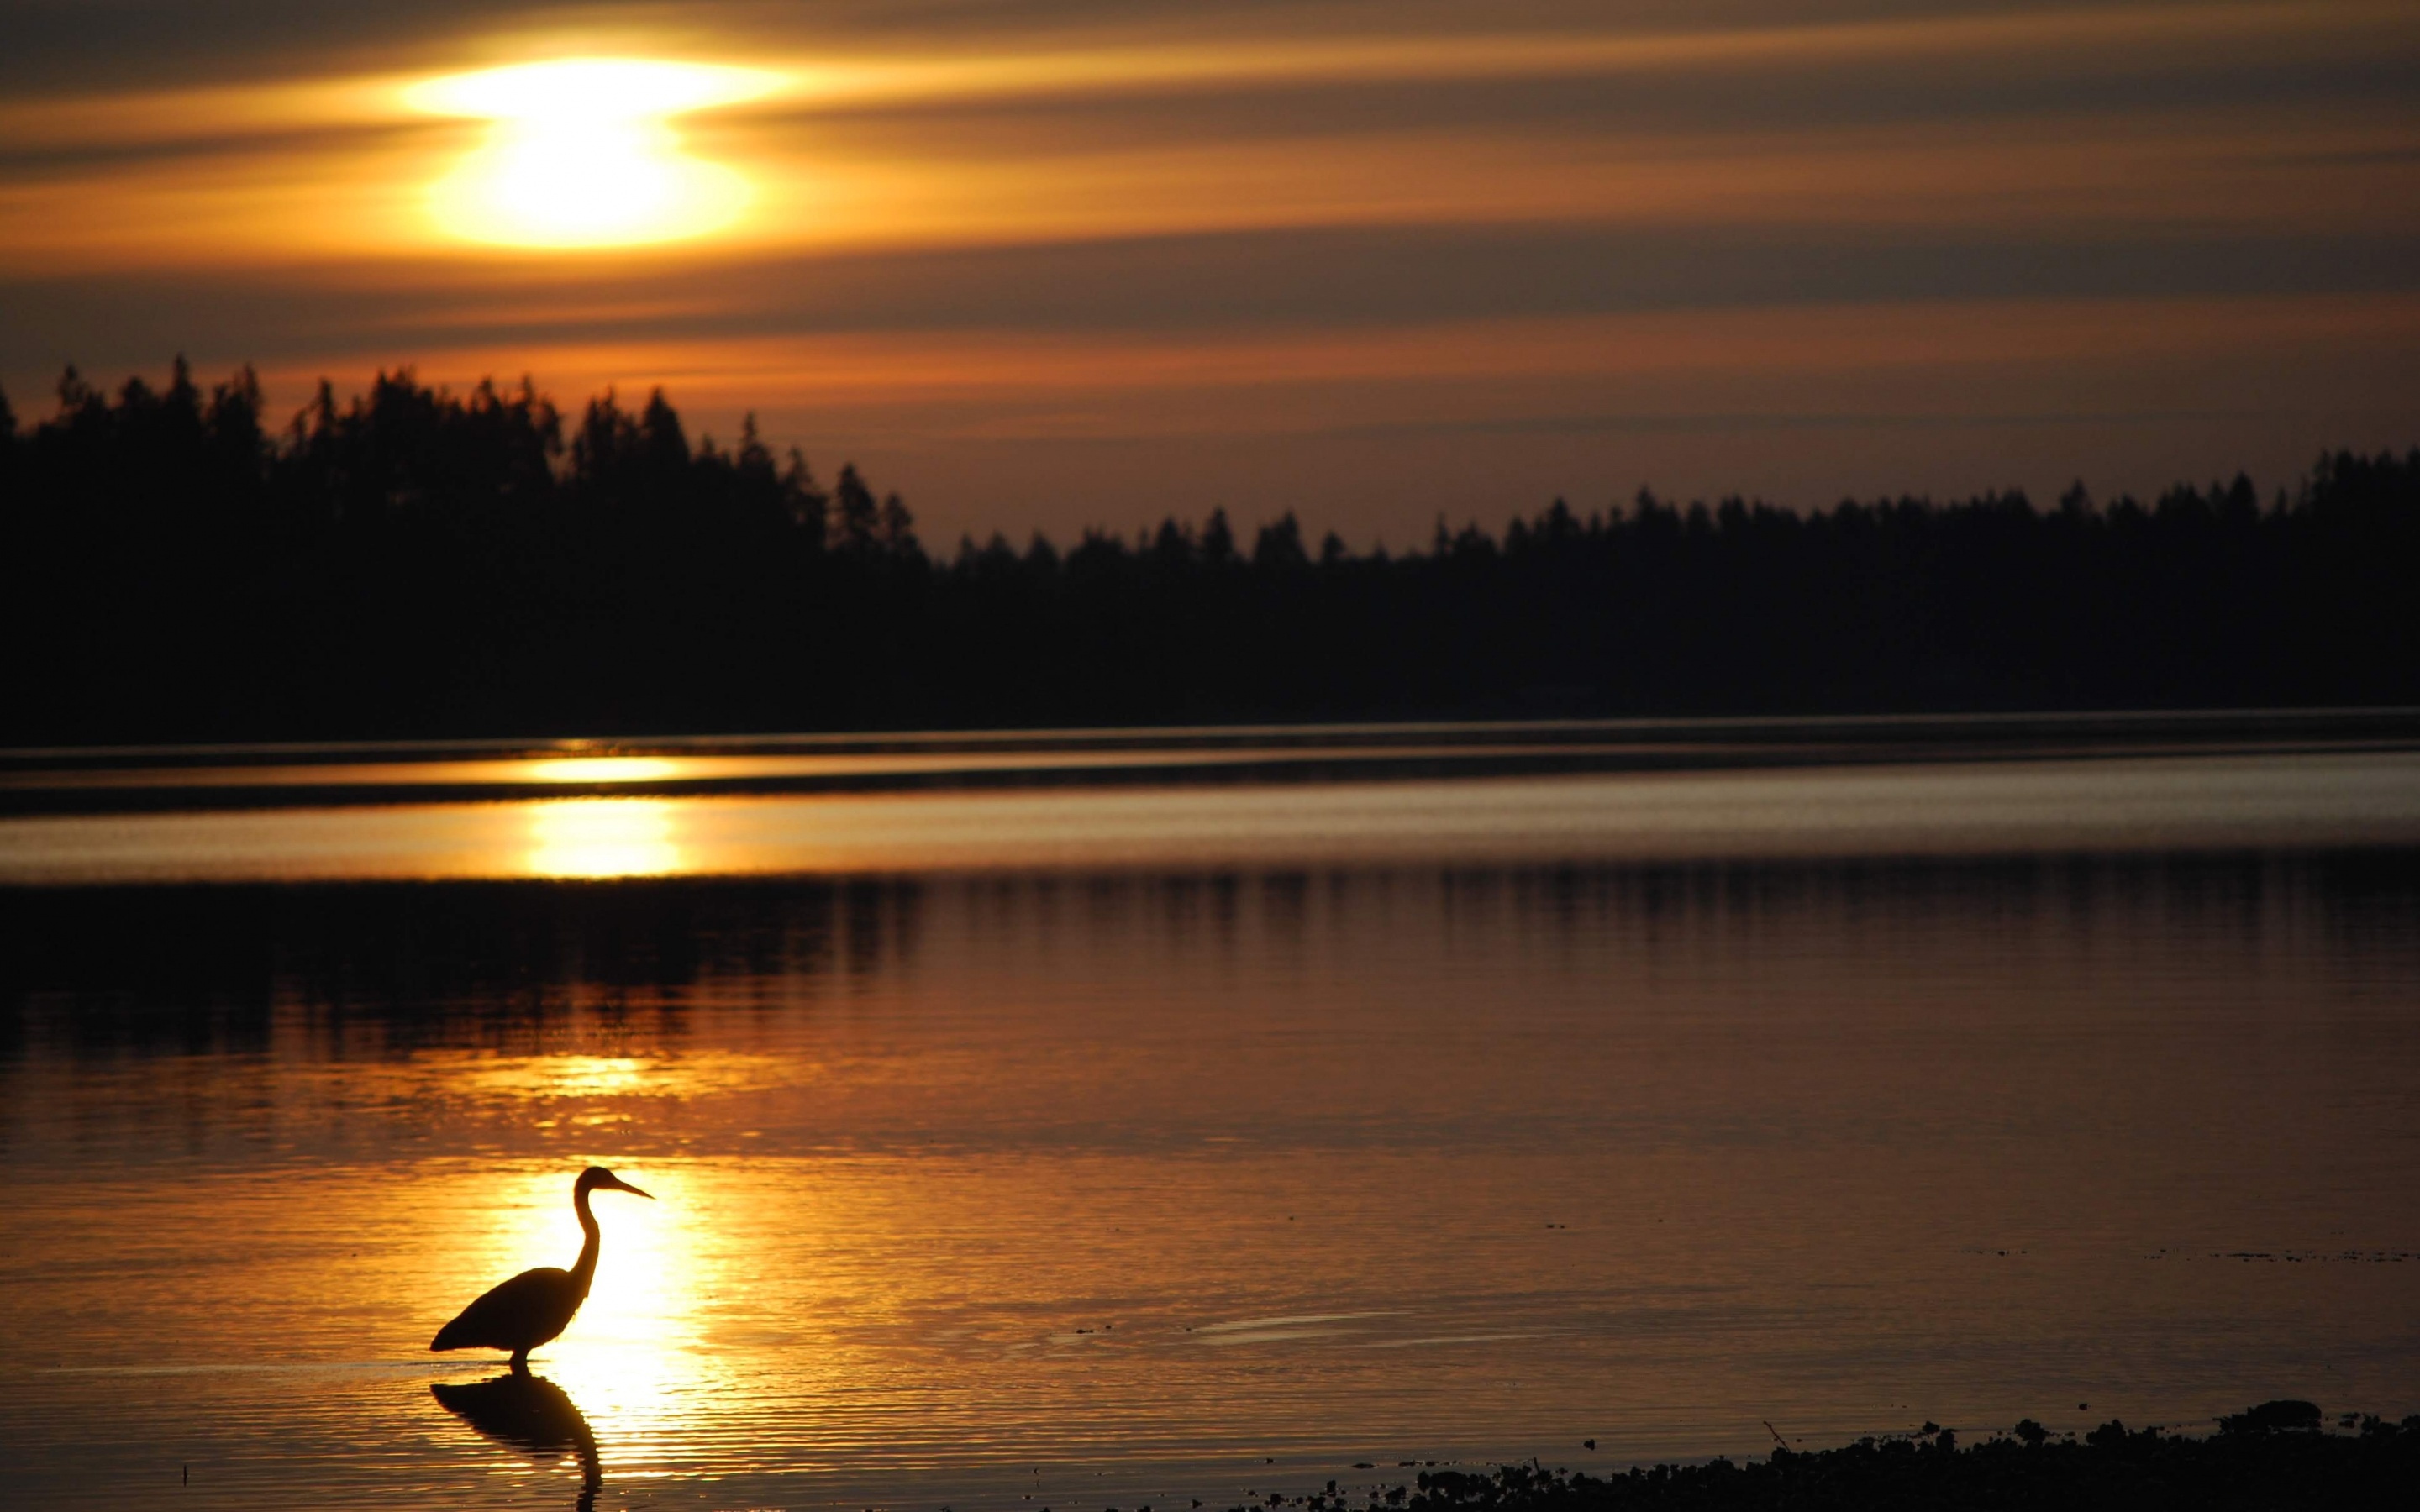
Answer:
(510, 1349, 530, 1373)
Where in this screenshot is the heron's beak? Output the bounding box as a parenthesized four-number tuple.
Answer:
(608, 1175, 655, 1200)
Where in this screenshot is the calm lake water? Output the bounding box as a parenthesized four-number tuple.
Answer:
(4, 719, 2419, 1510)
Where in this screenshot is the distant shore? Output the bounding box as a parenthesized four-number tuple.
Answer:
(6, 367, 2416, 743)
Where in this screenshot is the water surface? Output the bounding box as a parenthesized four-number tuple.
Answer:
(3, 727, 2418, 1510)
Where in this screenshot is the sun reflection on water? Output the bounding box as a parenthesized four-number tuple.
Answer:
(525, 799, 684, 878)
(518, 756, 686, 785)
(528, 1055, 649, 1098)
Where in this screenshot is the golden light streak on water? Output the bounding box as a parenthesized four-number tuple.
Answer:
(518, 757, 687, 785)
(5, 754, 2420, 885)
(446, 1053, 810, 1106)
(525, 797, 686, 877)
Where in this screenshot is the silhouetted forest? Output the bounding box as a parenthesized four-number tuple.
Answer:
(3, 361, 2415, 743)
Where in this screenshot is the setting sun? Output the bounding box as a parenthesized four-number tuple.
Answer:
(406, 58, 782, 248)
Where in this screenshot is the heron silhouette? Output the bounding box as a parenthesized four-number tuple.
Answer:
(432, 1166, 653, 1368)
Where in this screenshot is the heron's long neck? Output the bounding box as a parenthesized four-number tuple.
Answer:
(568, 1184, 602, 1298)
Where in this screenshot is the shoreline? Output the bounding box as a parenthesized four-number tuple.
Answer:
(1243, 1406, 2420, 1512)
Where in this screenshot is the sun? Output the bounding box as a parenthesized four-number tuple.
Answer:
(406, 58, 784, 249)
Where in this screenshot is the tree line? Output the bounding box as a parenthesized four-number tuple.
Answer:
(1, 361, 2414, 743)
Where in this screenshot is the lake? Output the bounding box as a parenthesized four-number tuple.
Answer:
(3, 715, 2418, 1510)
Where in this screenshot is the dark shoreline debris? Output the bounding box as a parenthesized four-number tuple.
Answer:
(1223, 1404, 2419, 1512)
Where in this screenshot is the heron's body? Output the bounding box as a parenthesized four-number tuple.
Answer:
(432, 1167, 651, 1367)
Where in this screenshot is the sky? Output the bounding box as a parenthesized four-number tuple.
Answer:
(2, 0, 2416, 546)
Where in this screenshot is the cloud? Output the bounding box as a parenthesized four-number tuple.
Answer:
(2, 1, 2415, 528)
(6, 221, 2416, 368)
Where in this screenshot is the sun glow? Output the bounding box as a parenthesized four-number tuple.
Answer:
(407, 59, 782, 249)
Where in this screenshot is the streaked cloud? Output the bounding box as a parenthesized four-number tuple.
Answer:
(1, 1, 2414, 536)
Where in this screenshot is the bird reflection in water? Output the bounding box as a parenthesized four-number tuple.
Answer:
(431, 1368, 602, 1511)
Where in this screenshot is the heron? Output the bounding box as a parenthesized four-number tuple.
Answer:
(432, 1165, 654, 1368)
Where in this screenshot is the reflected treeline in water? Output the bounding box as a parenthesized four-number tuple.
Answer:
(431, 1370, 602, 1511)
(0, 878, 925, 1061)
(5, 852, 2416, 1067)
(3, 365, 2416, 743)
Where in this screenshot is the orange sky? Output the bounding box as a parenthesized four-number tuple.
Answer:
(3, 0, 2416, 543)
